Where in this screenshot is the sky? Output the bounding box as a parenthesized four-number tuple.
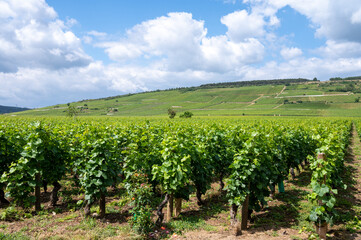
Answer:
(2, 0, 361, 108)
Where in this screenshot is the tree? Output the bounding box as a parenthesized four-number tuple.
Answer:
(66, 104, 78, 117)
(168, 108, 176, 119)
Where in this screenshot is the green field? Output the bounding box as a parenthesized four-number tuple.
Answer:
(10, 80, 361, 117)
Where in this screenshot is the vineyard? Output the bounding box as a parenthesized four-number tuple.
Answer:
(0, 116, 359, 239)
(14, 80, 361, 117)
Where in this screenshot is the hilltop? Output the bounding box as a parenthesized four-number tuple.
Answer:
(14, 78, 361, 117)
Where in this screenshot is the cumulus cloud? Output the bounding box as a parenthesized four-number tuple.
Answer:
(201, 36, 264, 71)
(240, 57, 361, 81)
(0, 0, 91, 73)
(99, 12, 265, 73)
(245, 0, 361, 43)
(100, 12, 206, 69)
(0, 62, 149, 107)
(280, 47, 302, 60)
(351, 8, 361, 24)
(317, 40, 361, 59)
(0, 62, 237, 107)
(221, 10, 265, 41)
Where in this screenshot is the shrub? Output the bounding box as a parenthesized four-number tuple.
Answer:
(179, 111, 193, 118)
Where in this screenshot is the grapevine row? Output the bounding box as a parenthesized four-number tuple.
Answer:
(0, 117, 352, 235)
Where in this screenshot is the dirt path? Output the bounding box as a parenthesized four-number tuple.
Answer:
(246, 94, 264, 107)
(273, 103, 284, 109)
(275, 86, 286, 98)
(275, 93, 352, 99)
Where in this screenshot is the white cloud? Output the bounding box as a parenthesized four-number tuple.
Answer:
(83, 30, 108, 44)
(87, 30, 107, 37)
(245, 0, 361, 42)
(221, 10, 265, 42)
(201, 36, 264, 71)
(0, 62, 236, 107)
(351, 7, 361, 24)
(0, 62, 149, 107)
(317, 40, 361, 59)
(100, 12, 265, 73)
(4, 53, 361, 107)
(268, 15, 280, 27)
(102, 12, 206, 70)
(102, 42, 145, 61)
(280, 47, 302, 60)
(0, 0, 91, 73)
(240, 57, 361, 81)
(65, 17, 78, 27)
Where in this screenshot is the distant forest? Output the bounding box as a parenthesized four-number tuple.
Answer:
(198, 78, 314, 88)
(330, 76, 361, 81)
(0, 105, 30, 114)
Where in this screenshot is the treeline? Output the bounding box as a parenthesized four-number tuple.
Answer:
(330, 76, 361, 81)
(0, 105, 30, 114)
(198, 78, 313, 89)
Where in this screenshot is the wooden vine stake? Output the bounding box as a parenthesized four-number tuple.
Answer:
(166, 194, 174, 222)
(35, 173, 41, 212)
(241, 191, 250, 231)
(175, 198, 182, 217)
(316, 153, 327, 240)
(99, 191, 106, 218)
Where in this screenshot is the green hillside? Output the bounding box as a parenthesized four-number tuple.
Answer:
(14, 79, 361, 117)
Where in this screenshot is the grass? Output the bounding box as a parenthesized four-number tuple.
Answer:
(11, 80, 361, 117)
(0, 232, 31, 240)
(56, 213, 78, 222)
(167, 215, 213, 233)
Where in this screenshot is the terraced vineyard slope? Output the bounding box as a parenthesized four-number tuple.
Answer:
(12, 79, 361, 117)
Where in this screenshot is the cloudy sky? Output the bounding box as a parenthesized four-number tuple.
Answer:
(1, 0, 361, 108)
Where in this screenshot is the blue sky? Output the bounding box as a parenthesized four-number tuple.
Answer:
(1, 0, 361, 108)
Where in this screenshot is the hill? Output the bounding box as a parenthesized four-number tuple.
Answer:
(0, 105, 30, 114)
(14, 78, 361, 117)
